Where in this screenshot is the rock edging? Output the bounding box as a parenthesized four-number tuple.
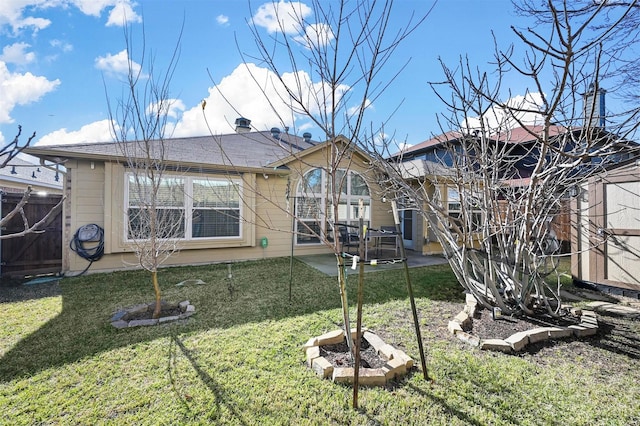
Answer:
(448, 294, 598, 353)
(302, 328, 413, 386)
(111, 300, 196, 329)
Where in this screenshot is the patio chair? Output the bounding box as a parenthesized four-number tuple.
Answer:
(337, 224, 360, 254)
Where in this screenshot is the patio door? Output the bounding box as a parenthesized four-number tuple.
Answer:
(400, 209, 414, 250)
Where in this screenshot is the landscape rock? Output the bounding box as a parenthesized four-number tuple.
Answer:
(479, 339, 512, 353)
(128, 319, 158, 327)
(311, 357, 333, 379)
(505, 331, 530, 351)
(316, 329, 344, 346)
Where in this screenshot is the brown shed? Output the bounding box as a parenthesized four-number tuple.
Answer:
(572, 160, 640, 296)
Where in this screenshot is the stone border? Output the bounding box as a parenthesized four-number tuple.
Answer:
(448, 294, 598, 353)
(585, 301, 640, 318)
(111, 300, 196, 329)
(302, 328, 413, 386)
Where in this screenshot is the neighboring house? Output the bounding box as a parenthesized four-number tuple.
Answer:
(394, 124, 637, 256)
(0, 156, 63, 195)
(572, 159, 640, 296)
(24, 122, 395, 275)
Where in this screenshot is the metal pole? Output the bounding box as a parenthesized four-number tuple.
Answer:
(392, 200, 428, 380)
(353, 199, 365, 409)
(289, 197, 296, 303)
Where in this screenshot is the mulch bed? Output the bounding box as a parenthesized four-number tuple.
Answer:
(124, 305, 184, 321)
(320, 337, 387, 369)
(469, 308, 581, 340)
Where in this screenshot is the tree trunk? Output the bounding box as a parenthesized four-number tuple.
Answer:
(336, 254, 354, 357)
(152, 271, 162, 319)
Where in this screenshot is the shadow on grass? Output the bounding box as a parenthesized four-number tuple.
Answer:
(592, 315, 640, 359)
(405, 383, 486, 426)
(168, 334, 249, 425)
(0, 257, 463, 382)
(0, 279, 62, 303)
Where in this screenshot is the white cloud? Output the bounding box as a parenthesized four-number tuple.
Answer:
(0, 1, 140, 34)
(172, 63, 292, 137)
(216, 14, 229, 26)
(36, 119, 115, 146)
(72, 0, 141, 24)
(294, 22, 334, 49)
(72, 0, 119, 16)
(0, 61, 60, 124)
(396, 142, 412, 152)
(0, 43, 35, 65)
(0, 1, 51, 34)
(172, 62, 349, 138)
(463, 92, 545, 132)
(252, 1, 312, 34)
(95, 49, 143, 77)
(145, 99, 185, 120)
(28, 61, 351, 145)
(106, 1, 142, 27)
(347, 98, 372, 119)
(50, 39, 73, 53)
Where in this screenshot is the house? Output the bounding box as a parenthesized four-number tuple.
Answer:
(572, 159, 640, 296)
(393, 124, 637, 256)
(24, 122, 395, 275)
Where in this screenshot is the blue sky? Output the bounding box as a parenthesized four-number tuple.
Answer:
(1, 1, 534, 152)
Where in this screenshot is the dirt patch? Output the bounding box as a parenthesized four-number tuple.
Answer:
(124, 305, 184, 321)
(320, 338, 387, 369)
(469, 309, 581, 340)
(111, 300, 196, 328)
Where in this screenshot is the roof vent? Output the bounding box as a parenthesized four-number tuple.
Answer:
(302, 132, 312, 143)
(270, 127, 281, 140)
(235, 117, 251, 133)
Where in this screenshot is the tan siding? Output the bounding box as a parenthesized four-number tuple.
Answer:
(68, 160, 107, 273)
(64, 144, 399, 275)
(253, 173, 300, 255)
(285, 147, 395, 232)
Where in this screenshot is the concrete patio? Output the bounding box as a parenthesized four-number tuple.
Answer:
(296, 250, 448, 276)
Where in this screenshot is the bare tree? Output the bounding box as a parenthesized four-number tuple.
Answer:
(0, 126, 64, 240)
(370, 0, 640, 318)
(513, 0, 640, 103)
(223, 0, 429, 354)
(197, 0, 432, 405)
(106, 24, 184, 319)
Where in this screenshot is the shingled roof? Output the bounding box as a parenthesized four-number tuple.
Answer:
(24, 131, 318, 172)
(0, 156, 63, 192)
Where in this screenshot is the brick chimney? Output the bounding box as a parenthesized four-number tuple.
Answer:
(583, 83, 606, 128)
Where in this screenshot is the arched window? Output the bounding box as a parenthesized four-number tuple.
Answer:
(295, 168, 371, 245)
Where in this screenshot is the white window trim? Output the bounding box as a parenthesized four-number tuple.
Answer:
(447, 186, 482, 232)
(124, 172, 244, 242)
(295, 168, 371, 246)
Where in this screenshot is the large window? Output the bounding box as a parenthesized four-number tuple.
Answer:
(447, 187, 482, 231)
(295, 168, 371, 245)
(126, 173, 242, 241)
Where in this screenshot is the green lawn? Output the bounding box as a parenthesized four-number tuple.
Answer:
(1, 258, 638, 425)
